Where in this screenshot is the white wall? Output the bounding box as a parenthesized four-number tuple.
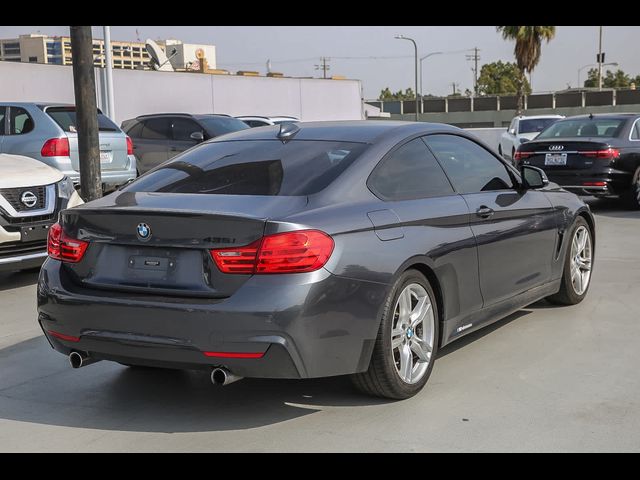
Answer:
(0, 61, 363, 125)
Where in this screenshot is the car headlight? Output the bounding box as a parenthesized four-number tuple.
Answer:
(57, 176, 76, 199)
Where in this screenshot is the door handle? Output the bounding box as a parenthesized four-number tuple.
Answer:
(476, 206, 494, 218)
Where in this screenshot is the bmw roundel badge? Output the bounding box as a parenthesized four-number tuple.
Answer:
(136, 222, 152, 241)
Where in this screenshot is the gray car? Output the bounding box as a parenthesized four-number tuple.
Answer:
(37, 121, 595, 399)
(0, 103, 137, 189)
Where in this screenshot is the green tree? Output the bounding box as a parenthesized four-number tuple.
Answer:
(477, 61, 532, 96)
(584, 68, 632, 88)
(378, 87, 416, 101)
(497, 26, 556, 113)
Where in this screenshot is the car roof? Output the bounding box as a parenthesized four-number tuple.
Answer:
(209, 120, 461, 143)
(131, 113, 231, 120)
(515, 115, 565, 120)
(556, 113, 640, 121)
(0, 102, 74, 108)
(236, 115, 299, 120)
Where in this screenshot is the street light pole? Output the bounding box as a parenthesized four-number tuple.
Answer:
(103, 26, 115, 121)
(419, 51, 443, 99)
(395, 35, 419, 122)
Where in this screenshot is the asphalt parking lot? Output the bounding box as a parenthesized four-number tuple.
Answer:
(0, 198, 638, 452)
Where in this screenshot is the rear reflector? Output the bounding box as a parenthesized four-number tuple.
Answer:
(583, 181, 607, 187)
(579, 148, 620, 159)
(48, 330, 80, 342)
(41, 137, 70, 157)
(210, 229, 334, 274)
(513, 150, 533, 162)
(47, 222, 89, 263)
(203, 351, 264, 359)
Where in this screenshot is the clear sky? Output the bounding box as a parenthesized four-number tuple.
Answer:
(1, 26, 638, 99)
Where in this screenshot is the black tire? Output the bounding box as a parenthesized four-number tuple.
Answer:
(351, 269, 439, 400)
(547, 216, 593, 305)
(622, 166, 640, 210)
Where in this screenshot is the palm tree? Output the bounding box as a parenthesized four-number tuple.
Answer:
(497, 26, 556, 114)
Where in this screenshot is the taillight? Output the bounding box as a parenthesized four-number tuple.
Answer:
(126, 136, 134, 155)
(513, 150, 533, 162)
(47, 222, 89, 263)
(41, 137, 70, 157)
(579, 148, 620, 159)
(210, 229, 334, 274)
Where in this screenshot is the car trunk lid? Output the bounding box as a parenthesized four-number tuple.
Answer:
(518, 138, 614, 170)
(60, 192, 308, 298)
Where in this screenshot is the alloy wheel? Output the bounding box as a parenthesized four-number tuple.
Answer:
(390, 283, 435, 384)
(570, 225, 592, 295)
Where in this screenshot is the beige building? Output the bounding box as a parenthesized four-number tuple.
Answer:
(0, 34, 150, 70)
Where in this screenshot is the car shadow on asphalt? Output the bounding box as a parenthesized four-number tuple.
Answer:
(0, 336, 396, 434)
(0, 269, 40, 292)
(585, 197, 640, 219)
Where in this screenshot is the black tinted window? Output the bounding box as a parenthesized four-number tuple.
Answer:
(172, 118, 203, 141)
(141, 118, 171, 140)
(125, 140, 367, 196)
(631, 121, 640, 140)
(245, 120, 268, 128)
(9, 107, 34, 135)
(424, 134, 513, 194)
(368, 138, 453, 200)
(519, 118, 559, 134)
(125, 121, 144, 138)
(537, 118, 625, 138)
(197, 116, 250, 137)
(46, 107, 119, 132)
(0, 107, 6, 134)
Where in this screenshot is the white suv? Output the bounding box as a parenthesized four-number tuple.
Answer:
(499, 115, 564, 162)
(0, 153, 83, 272)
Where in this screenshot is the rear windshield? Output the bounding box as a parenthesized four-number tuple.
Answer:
(197, 116, 250, 137)
(46, 107, 120, 132)
(536, 118, 625, 139)
(519, 118, 559, 134)
(124, 140, 368, 196)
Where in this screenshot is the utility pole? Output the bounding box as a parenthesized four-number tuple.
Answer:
(466, 47, 480, 95)
(451, 82, 459, 96)
(70, 26, 102, 201)
(598, 26, 603, 91)
(103, 26, 115, 120)
(314, 57, 331, 79)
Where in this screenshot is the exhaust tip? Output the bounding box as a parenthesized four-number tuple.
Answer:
(211, 367, 243, 386)
(69, 351, 84, 369)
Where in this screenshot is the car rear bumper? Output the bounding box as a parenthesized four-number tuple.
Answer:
(65, 155, 137, 188)
(37, 259, 389, 379)
(545, 168, 631, 196)
(0, 224, 48, 272)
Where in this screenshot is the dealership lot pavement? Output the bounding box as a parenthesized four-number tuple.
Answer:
(0, 198, 639, 452)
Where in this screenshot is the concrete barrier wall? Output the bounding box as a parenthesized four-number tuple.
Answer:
(0, 61, 363, 124)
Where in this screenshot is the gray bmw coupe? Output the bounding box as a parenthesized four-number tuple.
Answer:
(37, 121, 595, 399)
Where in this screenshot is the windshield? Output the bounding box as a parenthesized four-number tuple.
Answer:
(537, 118, 625, 139)
(519, 118, 560, 134)
(125, 139, 368, 196)
(46, 107, 120, 132)
(197, 116, 250, 137)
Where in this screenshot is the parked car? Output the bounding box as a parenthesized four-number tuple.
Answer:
(37, 121, 594, 399)
(0, 103, 137, 189)
(0, 153, 83, 272)
(121, 113, 250, 174)
(499, 115, 564, 162)
(236, 116, 299, 128)
(514, 113, 640, 209)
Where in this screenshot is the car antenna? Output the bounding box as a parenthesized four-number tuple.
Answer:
(277, 123, 300, 143)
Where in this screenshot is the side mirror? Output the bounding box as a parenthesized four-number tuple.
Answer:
(190, 131, 204, 142)
(509, 128, 516, 135)
(520, 165, 549, 189)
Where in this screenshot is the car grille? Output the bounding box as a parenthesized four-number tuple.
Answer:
(0, 239, 47, 259)
(0, 212, 57, 226)
(0, 185, 48, 212)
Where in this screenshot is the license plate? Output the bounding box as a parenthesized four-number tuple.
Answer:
(20, 224, 52, 242)
(545, 153, 567, 166)
(100, 151, 112, 163)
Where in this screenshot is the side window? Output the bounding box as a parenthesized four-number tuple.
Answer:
(246, 120, 267, 128)
(424, 134, 514, 194)
(0, 107, 6, 135)
(631, 121, 640, 140)
(9, 107, 34, 135)
(125, 121, 144, 138)
(171, 118, 203, 141)
(141, 118, 171, 140)
(368, 138, 454, 201)
(511, 119, 518, 134)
